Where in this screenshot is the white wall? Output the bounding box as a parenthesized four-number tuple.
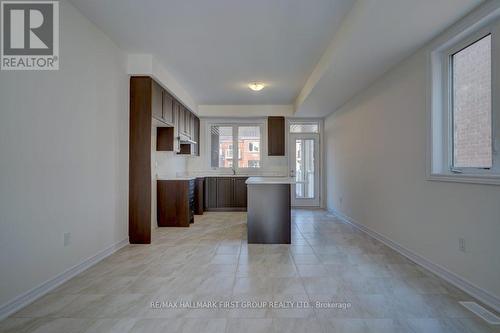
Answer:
(0, 0, 128, 310)
(325, 46, 500, 300)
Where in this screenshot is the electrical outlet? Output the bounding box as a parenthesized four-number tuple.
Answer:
(63, 232, 71, 247)
(459, 238, 466, 252)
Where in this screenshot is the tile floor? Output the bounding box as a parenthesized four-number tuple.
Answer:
(1, 210, 498, 333)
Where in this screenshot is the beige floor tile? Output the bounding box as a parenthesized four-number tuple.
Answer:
(2, 210, 497, 333)
(226, 318, 273, 333)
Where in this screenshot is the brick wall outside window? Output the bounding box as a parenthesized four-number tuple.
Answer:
(452, 35, 492, 168)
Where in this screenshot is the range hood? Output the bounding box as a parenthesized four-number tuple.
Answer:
(178, 133, 197, 145)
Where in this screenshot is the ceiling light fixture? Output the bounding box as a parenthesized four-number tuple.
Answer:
(248, 82, 265, 91)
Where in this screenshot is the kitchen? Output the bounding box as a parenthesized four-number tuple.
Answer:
(2, 1, 499, 331)
(130, 76, 322, 245)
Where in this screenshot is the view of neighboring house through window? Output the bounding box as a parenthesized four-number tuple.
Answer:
(211, 126, 233, 168)
(452, 34, 492, 169)
(210, 124, 262, 170)
(238, 126, 261, 168)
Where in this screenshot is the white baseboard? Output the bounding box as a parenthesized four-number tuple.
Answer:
(328, 208, 500, 313)
(0, 238, 128, 320)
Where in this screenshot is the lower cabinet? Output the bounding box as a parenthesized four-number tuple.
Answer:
(204, 177, 248, 211)
(233, 178, 248, 208)
(216, 177, 233, 208)
(194, 177, 204, 215)
(157, 179, 194, 227)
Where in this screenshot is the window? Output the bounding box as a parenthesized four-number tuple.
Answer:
(248, 142, 260, 152)
(451, 35, 492, 169)
(290, 122, 319, 133)
(210, 123, 262, 170)
(225, 144, 233, 159)
(248, 160, 260, 168)
(211, 126, 233, 168)
(429, 15, 500, 184)
(238, 126, 261, 168)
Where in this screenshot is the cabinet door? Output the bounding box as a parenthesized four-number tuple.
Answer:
(268, 116, 285, 156)
(216, 177, 233, 208)
(233, 177, 248, 208)
(178, 105, 185, 134)
(151, 81, 163, 121)
(194, 178, 204, 215)
(204, 177, 217, 209)
(182, 107, 190, 136)
(193, 116, 200, 155)
(162, 91, 174, 124)
(173, 101, 181, 152)
(186, 111, 193, 137)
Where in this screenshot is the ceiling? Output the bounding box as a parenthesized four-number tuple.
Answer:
(294, 0, 483, 117)
(68, 0, 355, 105)
(69, 0, 483, 117)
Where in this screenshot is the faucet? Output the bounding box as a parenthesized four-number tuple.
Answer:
(231, 166, 236, 175)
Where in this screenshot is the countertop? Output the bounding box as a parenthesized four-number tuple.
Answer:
(157, 174, 290, 181)
(156, 175, 197, 181)
(246, 177, 297, 185)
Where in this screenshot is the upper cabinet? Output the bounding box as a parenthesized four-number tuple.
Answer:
(181, 106, 191, 138)
(176, 102, 185, 135)
(268, 116, 285, 156)
(162, 91, 174, 125)
(193, 117, 200, 155)
(149, 77, 200, 155)
(151, 81, 163, 122)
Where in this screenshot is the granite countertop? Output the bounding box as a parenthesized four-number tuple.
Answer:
(245, 177, 297, 185)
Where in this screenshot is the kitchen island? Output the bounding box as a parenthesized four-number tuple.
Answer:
(245, 177, 296, 244)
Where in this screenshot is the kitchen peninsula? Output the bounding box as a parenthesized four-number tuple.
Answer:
(245, 177, 296, 244)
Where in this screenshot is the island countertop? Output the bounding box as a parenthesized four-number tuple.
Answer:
(246, 177, 297, 185)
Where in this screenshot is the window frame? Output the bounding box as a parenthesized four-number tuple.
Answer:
(428, 10, 500, 185)
(443, 29, 497, 175)
(208, 122, 264, 171)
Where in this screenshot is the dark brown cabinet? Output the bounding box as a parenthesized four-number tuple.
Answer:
(268, 116, 285, 156)
(162, 91, 174, 125)
(157, 179, 195, 227)
(216, 178, 233, 208)
(194, 177, 204, 215)
(156, 127, 174, 151)
(205, 177, 218, 209)
(233, 178, 248, 208)
(129, 76, 154, 244)
(130, 76, 201, 243)
(193, 117, 200, 156)
(205, 177, 248, 211)
(154, 86, 200, 154)
(151, 81, 163, 121)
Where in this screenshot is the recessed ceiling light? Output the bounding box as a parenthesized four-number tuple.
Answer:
(248, 82, 265, 91)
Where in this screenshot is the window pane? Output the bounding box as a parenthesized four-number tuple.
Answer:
(238, 126, 261, 168)
(452, 35, 492, 168)
(211, 126, 233, 168)
(295, 139, 315, 199)
(290, 123, 319, 133)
